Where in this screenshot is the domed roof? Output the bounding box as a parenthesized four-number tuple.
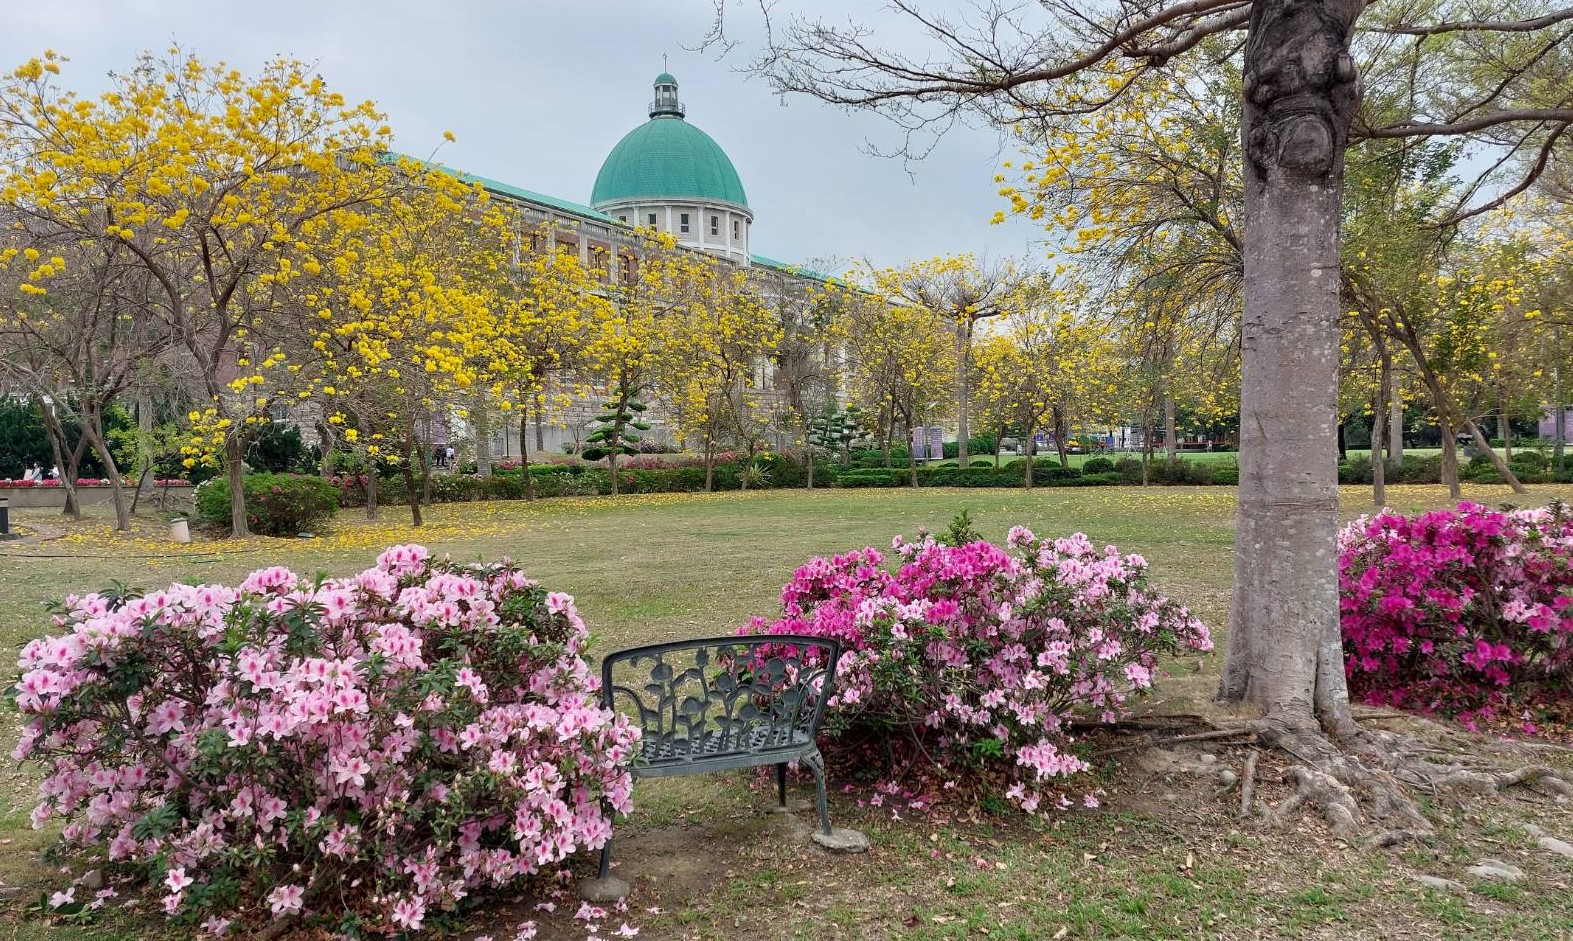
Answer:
(591, 75, 749, 209)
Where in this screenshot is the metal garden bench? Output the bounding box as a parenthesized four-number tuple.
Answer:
(582, 634, 867, 901)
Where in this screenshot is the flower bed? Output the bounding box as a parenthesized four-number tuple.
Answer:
(740, 526, 1212, 812)
(13, 546, 639, 935)
(1340, 501, 1573, 725)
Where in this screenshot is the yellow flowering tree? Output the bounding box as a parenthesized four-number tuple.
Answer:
(579, 230, 692, 495)
(870, 254, 1034, 464)
(973, 281, 1119, 484)
(659, 254, 779, 489)
(293, 163, 501, 526)
(833, 278, 956, 485)
(486, 221, 607, 498)
(0, 48, 404, 535)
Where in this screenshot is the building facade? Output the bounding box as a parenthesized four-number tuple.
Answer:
(445, 73, 829, 459)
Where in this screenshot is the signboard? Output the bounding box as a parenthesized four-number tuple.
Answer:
(929, 426, 944, 462)
(911, 427, 928, 461)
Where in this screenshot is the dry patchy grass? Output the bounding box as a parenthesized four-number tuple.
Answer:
(3, 482, 1572, 939)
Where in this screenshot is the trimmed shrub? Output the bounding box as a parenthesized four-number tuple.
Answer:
(1209, 464, 1240, 486)
(969, 459, 994, 468)
(1031, 463, 1083, 485)
(1114, 457, 1144, 484)
(195, 472, 337, 536)
(13, 546, 639, 935)
(1340, 502, 1573, 723)
(1338, 457, 1372, 485)
(1060, 471, 1123, 487)
(836, 469, 905, 488)
(1082, 456, 1116, 475)
(1389, 455, 1443, 484)
(741, 528, 1212, 812)
(533, 472, 603, 498)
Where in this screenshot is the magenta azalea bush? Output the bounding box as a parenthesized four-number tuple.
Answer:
(1340, 501, 1573, 720)
(12, 545, 639, 936)
(742, 527, 1212, 813)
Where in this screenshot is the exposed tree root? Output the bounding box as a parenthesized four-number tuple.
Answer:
(1241, 716, 1572, 847)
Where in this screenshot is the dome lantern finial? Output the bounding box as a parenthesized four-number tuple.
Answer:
(651, 72, 684, 119)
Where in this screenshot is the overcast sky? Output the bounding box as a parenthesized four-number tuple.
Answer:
(1, 1, 1046, 272)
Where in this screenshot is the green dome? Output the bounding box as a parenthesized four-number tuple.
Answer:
(591, 75, 748, 209)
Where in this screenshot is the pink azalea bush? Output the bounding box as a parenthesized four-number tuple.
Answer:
(12, 545, 639, 936)
(741, 526, 1212, 813)
(1340, 501, 1573, 720)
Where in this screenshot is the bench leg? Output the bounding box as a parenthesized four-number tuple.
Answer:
(776, 762, 788, 810)
(580, 801, 630, 902)
(803, 751, 832, 836)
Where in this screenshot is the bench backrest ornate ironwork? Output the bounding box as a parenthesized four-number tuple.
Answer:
(600, 634, 841, 777)
(587, 634, 855, 897)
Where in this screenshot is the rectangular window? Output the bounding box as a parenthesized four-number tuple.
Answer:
(680, 212, 690, 233)
(646, 213, 656, 226)
(620, 254, 636, 284)
(618, 215, 627, 223)
(732, 219, 740, 240)
(710, 215, 719, 236)
(590, 245, 608, 280)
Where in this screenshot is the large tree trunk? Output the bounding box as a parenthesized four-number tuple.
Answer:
(1219, 0, 1362, 737)
(225, 436, 250, 537)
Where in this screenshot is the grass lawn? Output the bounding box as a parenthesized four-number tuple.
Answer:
(2, 482, 1572, 939)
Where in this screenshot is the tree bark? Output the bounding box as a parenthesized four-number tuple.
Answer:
(1439, 410, 1461, 498)
(80, 401, 131, 531)
(1372, 352, 1389, 507)
(1164, 394, 1178, 463)
(1022, 423, 1035, 489)
(1053, 406, 1069, 468)
(1501, 395, 1512, 462)
(1219, 0, 1362, 737)
(519, 410, 536, 502)
(1388, 389, 1404, 464)
(474, 401, 492, 479)
(36, 396, 87, 521)
(225, 436, 250, 537)
(956, 319, 972, 465)
(402, 440, 423, 528)
(1462, 415, 1525, 492)
(535, 392, 547, 453)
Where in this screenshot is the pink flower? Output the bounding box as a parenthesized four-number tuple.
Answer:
(391, 896, 425, 931)
(267, 884, 304, 916)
